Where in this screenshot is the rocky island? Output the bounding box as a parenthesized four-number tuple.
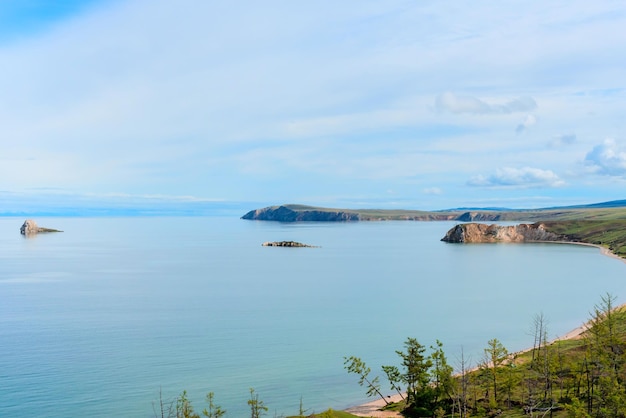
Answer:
(20, 219, 63, 235)
(262, 241, 318, 248)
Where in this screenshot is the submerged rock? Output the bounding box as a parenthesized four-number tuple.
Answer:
(20, 219, 63, 235)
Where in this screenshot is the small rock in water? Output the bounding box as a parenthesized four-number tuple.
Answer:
(262, 241, 317, 248)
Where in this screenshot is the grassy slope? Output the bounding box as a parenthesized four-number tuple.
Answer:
(282, 205, 626, 222)
(286, 410, 361, 418)
(541, 219, 626, 258)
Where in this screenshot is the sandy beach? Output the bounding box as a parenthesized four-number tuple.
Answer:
(344, 393, 405, 418)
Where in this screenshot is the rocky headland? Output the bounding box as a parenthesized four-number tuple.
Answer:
(20, 219, 63, 235)
(441, 222, 565, 243)
(243, 205, 361, 222)
(242, 205, 466, 222)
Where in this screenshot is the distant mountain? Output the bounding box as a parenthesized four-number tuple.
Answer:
(546, 199, 626, 209)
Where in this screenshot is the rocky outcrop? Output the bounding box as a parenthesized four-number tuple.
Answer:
(456, 211, 503, 222)
(262, 241, 318, 248)
(242, 206, 360, 222)
(441, 223, 564, 243)
(20, 219, 63, 235)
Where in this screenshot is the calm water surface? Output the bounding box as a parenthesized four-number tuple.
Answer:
(1, 216, 625, 417)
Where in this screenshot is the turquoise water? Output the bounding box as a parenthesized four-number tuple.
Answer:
(1, 216, 625, 417)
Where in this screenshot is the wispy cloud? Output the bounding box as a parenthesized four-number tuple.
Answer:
(0, 1, 625, 210)
(515, 114, 536, 134)
(468, 167, 565, 189)
(549, 133, 577, 147)
(423, 187, 443, 195)
(435, 92, 537, 115)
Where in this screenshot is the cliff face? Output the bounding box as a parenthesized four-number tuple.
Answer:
(241, 206, 360, 222)
(441, 223, 564, 243)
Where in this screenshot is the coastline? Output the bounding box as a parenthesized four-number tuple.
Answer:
(344, 393, 405, 418)
(541, 240, 626, 265)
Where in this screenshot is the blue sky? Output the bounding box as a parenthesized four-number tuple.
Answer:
(1, 0, 626, 214)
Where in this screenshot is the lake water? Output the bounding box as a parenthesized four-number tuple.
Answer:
(1, 216, 625, 417)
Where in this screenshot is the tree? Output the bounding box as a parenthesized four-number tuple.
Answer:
(453, 348, 470, 418)
(153, 387, 175, 418)
(483, 338, 508, 408)
(525, 313, 555, 415)
(201, 392, 225, 418)
(248, 388, 268, 418)
(296, 396, 310, 417)
(430, 340, 454, 407)
(382, 365, 405, 400)
(584, 293, 626, 417)
(343, 356, 389, 404)
(176, 390, 199, 418)
(395, 337, 433, 409)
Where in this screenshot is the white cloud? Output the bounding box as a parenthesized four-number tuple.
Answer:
(515, 114, 536, 134)
(435, 92, 537, 114)
(584, 138, 626, 176)
(468, 167, 565, 188)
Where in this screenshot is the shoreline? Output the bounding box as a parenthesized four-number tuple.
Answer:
(343, 239, 624, 417)
(342, 322, 588, 418)
(538, 240, 626, 265)
(344, 393, 405, 418)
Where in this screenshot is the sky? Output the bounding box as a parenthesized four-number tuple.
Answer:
(1, 0, 626, 214)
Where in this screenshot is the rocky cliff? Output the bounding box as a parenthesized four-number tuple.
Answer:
(441, 222, 565, 243)
(242, 205, 360, 222)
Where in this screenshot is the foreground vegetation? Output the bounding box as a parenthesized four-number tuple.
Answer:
(155, 294, 626, 418)
(345, 293, 626, 417)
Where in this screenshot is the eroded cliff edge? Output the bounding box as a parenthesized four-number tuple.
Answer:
(441, 223, 565, 243)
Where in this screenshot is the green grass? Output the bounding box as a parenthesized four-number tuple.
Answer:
(541, 220, 626, 258)
(280, 204, 626, 222)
